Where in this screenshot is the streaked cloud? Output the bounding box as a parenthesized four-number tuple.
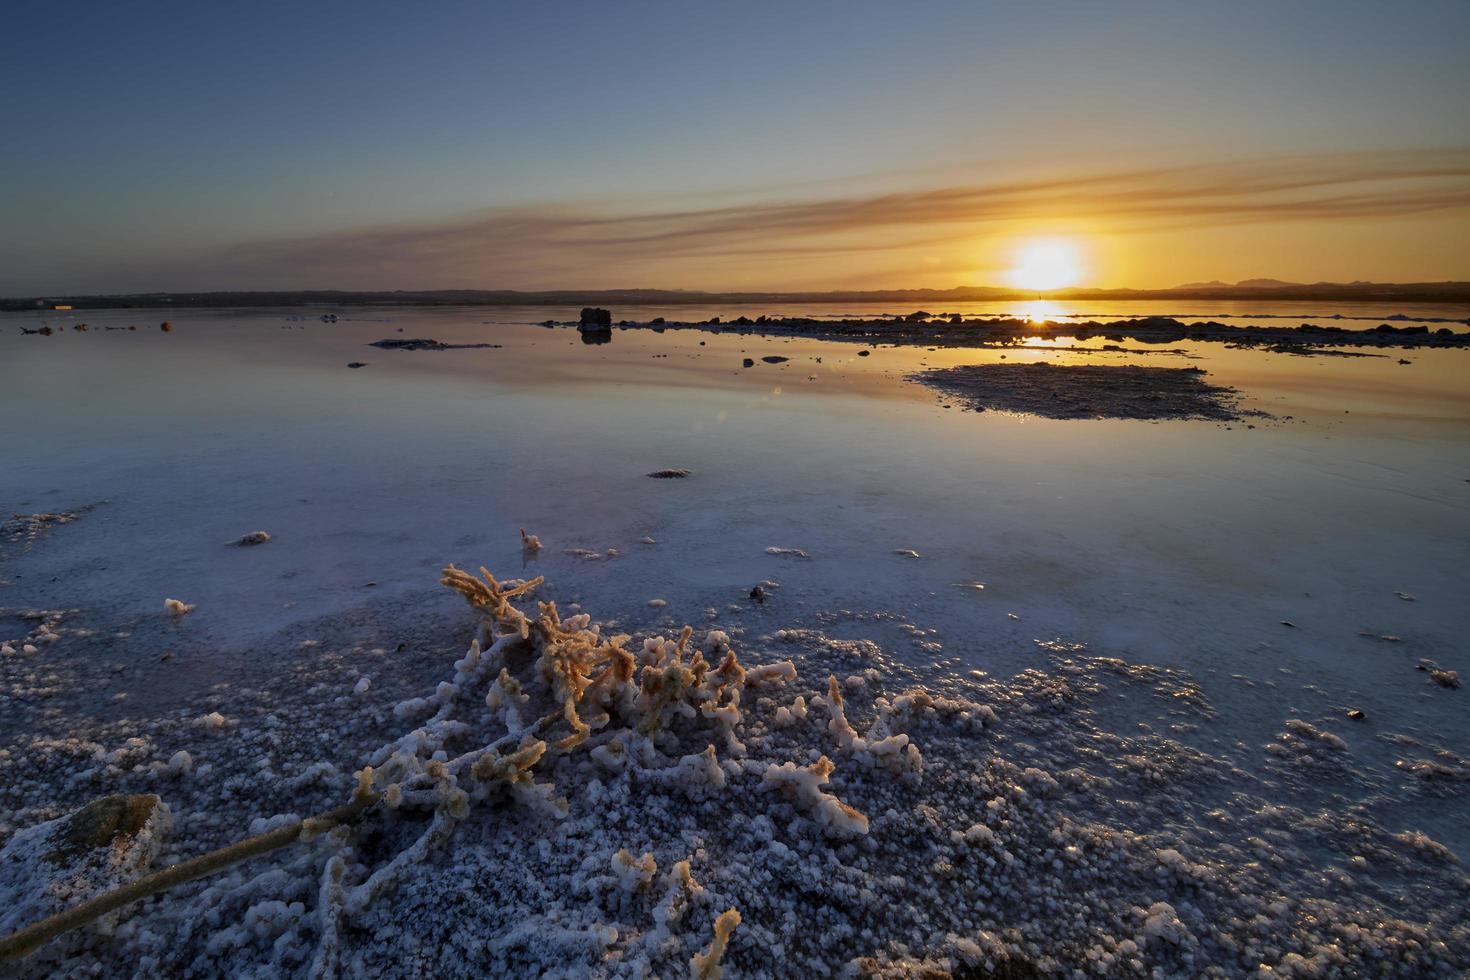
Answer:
(186, 150, 1470, 288)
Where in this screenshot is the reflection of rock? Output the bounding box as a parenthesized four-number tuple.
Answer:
(578, 326, 612, 345)
(0, 794, 172, 944)
(579, 307, 612, 326)
(369, 339, 501, 351)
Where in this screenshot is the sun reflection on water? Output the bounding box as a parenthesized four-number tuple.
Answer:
(1018, 300, 1067, 324)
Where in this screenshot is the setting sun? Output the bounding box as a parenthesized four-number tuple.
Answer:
(1009, 239, 1084, 292)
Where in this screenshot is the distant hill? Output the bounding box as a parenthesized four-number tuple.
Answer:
(4, 281, 1469, 312)
(1176, 278, 1304, 290)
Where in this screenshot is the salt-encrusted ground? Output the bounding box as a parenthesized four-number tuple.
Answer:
(2, 305, 1468, 976)
(2, 556, 1466, 977)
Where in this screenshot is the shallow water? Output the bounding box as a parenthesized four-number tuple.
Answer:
(3, 303, 1469, 850)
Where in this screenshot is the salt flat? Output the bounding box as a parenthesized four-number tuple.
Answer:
(1, 302, 1468, 976)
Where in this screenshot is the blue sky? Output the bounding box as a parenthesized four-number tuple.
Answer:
(3, 1, 1468, 292)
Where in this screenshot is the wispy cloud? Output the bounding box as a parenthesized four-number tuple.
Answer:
(187, 150, 1470, 288)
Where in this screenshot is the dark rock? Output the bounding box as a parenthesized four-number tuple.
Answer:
(55, 795, 166, 860)
(647, 469, 691, 479)
(347, 361, 367, 368)
(905, 311, 933, 322)
(761, 355, 789, 364)
(857, 350, 870, 357)
(0, 793, 172, 948)
(1347, 709, 1365, 720)
(579, 307, 612, 327)
(749, 585, 766, 604)
(160, 321, 173, 332)
(743, 358, 755, 368)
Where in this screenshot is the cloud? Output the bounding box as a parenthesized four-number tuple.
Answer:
(185, 150, 1470, 288)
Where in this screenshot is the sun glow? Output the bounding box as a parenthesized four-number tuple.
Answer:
(1008, 239, 1084, 292)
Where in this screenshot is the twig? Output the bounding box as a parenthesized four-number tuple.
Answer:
(0, 796, 374, 963)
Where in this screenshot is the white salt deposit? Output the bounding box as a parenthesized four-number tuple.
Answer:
(2, 309, 1469, 975)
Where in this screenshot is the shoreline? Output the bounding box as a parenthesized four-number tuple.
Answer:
(551, 313, 1470, 354)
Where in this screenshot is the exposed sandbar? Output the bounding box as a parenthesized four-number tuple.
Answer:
(910, 363, 1257, 421)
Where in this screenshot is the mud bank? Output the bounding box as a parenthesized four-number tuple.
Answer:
(910, 364, 1260, 421)
(550, 314, 1470, 354)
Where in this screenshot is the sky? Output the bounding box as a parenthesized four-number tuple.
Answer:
(3, 0, 1468, 294)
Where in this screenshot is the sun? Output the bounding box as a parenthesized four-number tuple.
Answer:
(1008, 238, 1083, 292)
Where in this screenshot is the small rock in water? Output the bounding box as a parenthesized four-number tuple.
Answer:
(647, 469, 691, 479)
(164, 598, 195, 616)
(347, 361, 367, 369)
(1347, 709, 1366, 720)
(894, 549, 922, 559)
(579, 307, 612, 327)
(231, 531, 271, 546)
(761, 355, 789, 364)
(1280, 620, 1297, 628)
(857, 350, 870, 357)
(742, 358, 755, 368)
(1395, 591, 1416, 601)
(749, 585, 766, 604)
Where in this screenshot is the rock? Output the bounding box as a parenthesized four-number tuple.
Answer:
(159, 321, 172, 332)
(647, 469, 691, 479)
(347, 361, 367, 368)
(761, 356, 789, 364)
(905, 311, 933, 322)
(743, 358, 755, 368)
(0, 794, 172, 940)
(750, 585, 766, 604)
(231, 531, 271, 546)
(1348, 709, 1365, 721)
(857, 350, 870, 357)
(579, 308, 612, 327)
(56, 795, 168, 856)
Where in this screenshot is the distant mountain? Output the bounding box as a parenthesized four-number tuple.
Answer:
(1176, 278, 1305, 290)
(1234, 278, 1305, 289)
